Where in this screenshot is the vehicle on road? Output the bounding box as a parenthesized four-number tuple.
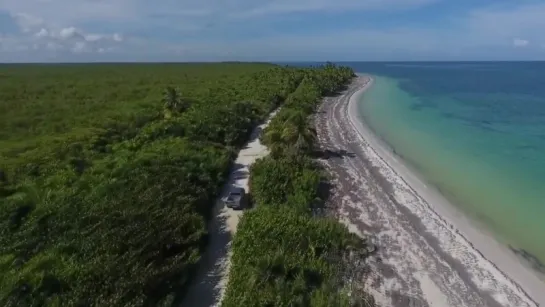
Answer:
(222, 187, 247, 210)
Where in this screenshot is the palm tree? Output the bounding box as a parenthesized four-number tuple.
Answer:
(263, 128, 286, 158)
(287, 124, 317, 156)
(281, 112, 317, 156)
(162, 86, 189, 118)
(263, 108, 317, 157)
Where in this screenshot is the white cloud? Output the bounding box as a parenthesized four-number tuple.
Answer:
(1, 12, 125, 56)
(35, 28, 49, 38)
(72, 41, 88, 53)
(112, 33, 123, 42)
(513, 38, 529, 47)
(59, 27, 84, 40)
(84, 33, 123, 42)
(84, 34, 103, 42)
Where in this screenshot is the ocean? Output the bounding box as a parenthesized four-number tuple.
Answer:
(337, 62, 545, 275)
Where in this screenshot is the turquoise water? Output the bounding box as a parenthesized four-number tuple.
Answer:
(349, 62, 545, 271)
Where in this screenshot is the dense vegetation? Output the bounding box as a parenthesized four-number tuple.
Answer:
(223, 64, 376, 306)
(0, 62, 375, 306)
(0, 63, 307, 306)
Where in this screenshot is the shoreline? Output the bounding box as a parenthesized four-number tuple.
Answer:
(346, 75, 545, 306)
(315, 74, 545, 306)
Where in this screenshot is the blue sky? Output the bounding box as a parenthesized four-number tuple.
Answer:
(1, 0, 545, 62)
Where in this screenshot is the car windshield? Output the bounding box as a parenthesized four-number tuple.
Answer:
(230, 192, 241, 196)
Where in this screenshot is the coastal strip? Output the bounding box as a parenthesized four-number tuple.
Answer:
(315, 75, 545, 307)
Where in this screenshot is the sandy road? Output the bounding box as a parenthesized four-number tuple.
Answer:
(181, 110, 279, 307)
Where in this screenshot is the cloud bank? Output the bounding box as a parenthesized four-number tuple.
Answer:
(1, 0, 545, 61)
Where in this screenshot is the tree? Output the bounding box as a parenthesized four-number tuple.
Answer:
(263, 128, 286, 158)
(283, 110, 317, 156)
(162, 86, 189, 118)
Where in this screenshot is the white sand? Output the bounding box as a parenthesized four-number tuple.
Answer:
(343, 76, 545, 306)
(181, 109, 279, 307)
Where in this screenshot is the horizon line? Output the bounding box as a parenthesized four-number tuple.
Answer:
(2, 60, 545, 65)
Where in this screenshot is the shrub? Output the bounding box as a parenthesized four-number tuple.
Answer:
(223, 205, 365, 307)
(249, 156, 321, 212)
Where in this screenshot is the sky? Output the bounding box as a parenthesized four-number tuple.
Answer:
(1, 0, 545, 62)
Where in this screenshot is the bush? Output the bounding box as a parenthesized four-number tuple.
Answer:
(0, 138, 231, 306)
(249, 156, 321, 212)
(222, 206, 365, 307)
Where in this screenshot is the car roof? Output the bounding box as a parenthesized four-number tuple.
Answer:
(230, 187, 245, 193)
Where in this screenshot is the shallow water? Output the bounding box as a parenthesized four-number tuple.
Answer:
(346, 62, 545, 274)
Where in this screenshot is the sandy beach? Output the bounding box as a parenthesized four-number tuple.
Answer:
(315, 75, 545, 307)
(181, 110, 278, 307)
